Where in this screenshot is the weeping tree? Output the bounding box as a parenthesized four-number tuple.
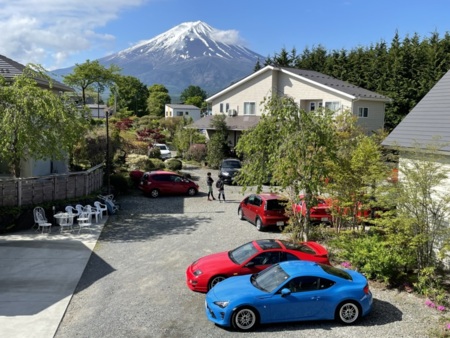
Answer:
(236, 95, 337, 240)
(0, 65, 90, 178)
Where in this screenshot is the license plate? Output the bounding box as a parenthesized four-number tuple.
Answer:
(321, 217, 329, 221)
(276, 221, 284, 226)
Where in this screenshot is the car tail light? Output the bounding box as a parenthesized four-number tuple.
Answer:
(363, 283, 370, 294)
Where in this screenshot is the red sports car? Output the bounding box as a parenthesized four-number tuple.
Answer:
(185, 239, 330, 293)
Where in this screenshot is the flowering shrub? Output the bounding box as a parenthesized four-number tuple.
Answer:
(341, 261, 352, 269)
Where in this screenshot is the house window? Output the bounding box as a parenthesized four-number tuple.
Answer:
(220, 103, 224, 113)
(244, 102, 256, 115)
(310, 102, 316, 111)
(325, 101, 340, 111)
(358, 107, 369, 118)
(226, 103, 229, 112)
(176, 111, 183, 117)
(185, 111, 189, 115)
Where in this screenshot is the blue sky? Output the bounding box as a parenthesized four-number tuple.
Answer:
(2, 0, 450, 70)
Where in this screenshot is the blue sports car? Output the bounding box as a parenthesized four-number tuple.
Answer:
(205, 261, 372, 331)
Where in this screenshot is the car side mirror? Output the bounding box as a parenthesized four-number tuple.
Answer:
(281, 288, 291, 297)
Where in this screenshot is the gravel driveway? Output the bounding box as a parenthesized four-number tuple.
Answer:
(55, 166, 442, 338)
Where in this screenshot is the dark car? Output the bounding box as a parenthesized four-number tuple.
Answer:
(238, 193, 289, 231)
(219, 158, 242, 184)
(139, 170, 199, 198)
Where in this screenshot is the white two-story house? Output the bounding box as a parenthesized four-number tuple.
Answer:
(191, 65, 391, 146)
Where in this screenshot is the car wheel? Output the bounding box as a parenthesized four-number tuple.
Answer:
(231, 307, 258, 331)
(238, 208, 244, 220)
(187, 187, 197, 196)
(336, 301, 360, 324)
(208, 275, 226, 290)
(255, 218, 264, 231)
(150, 189, 159, 198)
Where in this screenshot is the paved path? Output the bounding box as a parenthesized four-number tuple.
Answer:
(0, 216, 106, 338)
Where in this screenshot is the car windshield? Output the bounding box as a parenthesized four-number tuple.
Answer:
(266, 199, 286, 211)
(251, 264, 289, 292)
(156, 145, 168, 151)
(223, 161, 241, 169)
(229, 241, 258, 264)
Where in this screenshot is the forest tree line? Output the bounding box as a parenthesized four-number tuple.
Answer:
(257, 31, 450, 131)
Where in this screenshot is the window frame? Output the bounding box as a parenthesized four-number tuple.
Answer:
(358, 107, 369, 118)
(243, 102, 256, 115)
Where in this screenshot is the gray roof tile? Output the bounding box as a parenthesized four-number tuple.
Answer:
(382, 70, 450, 152)
(0, 54, 73, 92)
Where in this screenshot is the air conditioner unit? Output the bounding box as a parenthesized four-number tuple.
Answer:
(227, 109, 237, 116)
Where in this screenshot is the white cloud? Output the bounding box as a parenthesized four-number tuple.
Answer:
(211, 29, 245, 45)
(0, 0, 146, 69)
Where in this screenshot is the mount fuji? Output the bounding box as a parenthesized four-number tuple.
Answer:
(53, 21, 264, 97)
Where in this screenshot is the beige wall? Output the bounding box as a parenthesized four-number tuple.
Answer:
(352, 100, 386, 133)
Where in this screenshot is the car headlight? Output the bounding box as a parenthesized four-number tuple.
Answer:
(193, 270, 202, 276)
(213, 301, 229, 308)
(222, 172, 230, 176)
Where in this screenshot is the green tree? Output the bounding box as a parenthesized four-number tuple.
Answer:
(236, 96, 337, 240)
(0, 65, 90, 177)
(206, 115, 229, 168)
(147, 84, 171, 117)
(63, 60, 120, 105)
(180, 85, 207, 103)
(108, 75, 149, 117)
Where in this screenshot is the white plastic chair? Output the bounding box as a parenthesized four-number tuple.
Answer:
(75, 204, 84, 217)
(77, 212, 92, 233)
(84, 205, 101, 223)
(65, 206, 79, 217)
(33, 207, 52, 233)
(94, 201, 108, 219)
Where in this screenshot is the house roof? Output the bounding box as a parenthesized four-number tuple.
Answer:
(0, 54, 73, 92)
(166, 104, 200, 109)
(207, 65, 390, 102)
(382, 70, 450, 152)
(189, 115, 260, 131)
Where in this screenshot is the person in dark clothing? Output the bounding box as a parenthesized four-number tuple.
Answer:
(217, 175, 225, 202)
(206, 172, 216, 201)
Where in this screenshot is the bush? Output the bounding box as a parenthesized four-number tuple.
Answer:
(329, 231, 409, 285)
(148, 147, 161, 159)
(149, 158, 165, 170)
(126, 154, 153, 171)
(185, 143, 207, 162)
(109, 174, 129, 194)
(165, 158, 182, 171)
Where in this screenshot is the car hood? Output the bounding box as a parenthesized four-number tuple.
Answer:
(207, 274, 266, 300)
(191, 251, 236, 272)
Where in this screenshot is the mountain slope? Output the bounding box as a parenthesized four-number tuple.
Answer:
(53, 21, 264, 97)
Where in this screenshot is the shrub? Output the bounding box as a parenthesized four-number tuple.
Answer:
(126, 154, 153, 171)
(149, 158, 165, 170)
(185, 143, 207, 162)
(166, 158, 182, 171)
(148, 147, 161, 159)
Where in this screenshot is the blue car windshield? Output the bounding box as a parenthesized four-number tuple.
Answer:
(229, 242, 258, 264)
(251, 264, 289, 292)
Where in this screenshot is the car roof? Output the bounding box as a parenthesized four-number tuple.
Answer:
(222, 158, 240, 162)
(278, 260, 324, 275)
(145, 170, 177, 175)
(254, 239, 283, 250)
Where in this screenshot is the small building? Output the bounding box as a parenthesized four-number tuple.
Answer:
(165, 104, 201, 122)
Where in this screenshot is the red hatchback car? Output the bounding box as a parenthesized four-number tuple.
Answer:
(238, 193, 289, 231)
(294, 194, 333, 225)
(185, 239, 330, 292)
(139, 171, 199, 198)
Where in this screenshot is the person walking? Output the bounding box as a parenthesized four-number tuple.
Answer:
(217, 175, 226, 202)
(206, 172, 216, 201)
